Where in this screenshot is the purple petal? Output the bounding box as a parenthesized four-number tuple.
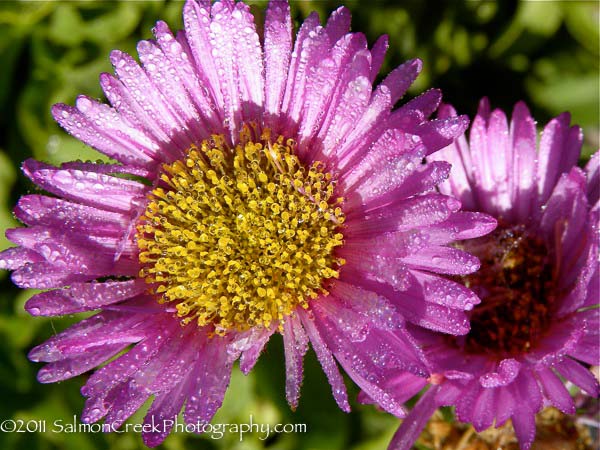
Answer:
(567, 309, 600, 365)
(136, 39, 207, 144)
(28, 312, 149, 362)
(345, 194, 461, 237)
(153, 20, 222, 133)
(263, 0, 292, 118)
(0, 246, 43, 270)
(511, 406, 536, 450)
(37, 343, 128, 383)
(15, 195, 128, 234)
(184, 335, 232, 423)
(398, 89, 442, 119)
(298, 309, 350, 412)
(282, 313, 309, 409)
(103, 381, 153, 429)
(509, 101, 538, 221)
(555, 357, 600, 396)
(324, 6, 351, 44)
(230, 326, 275, 374)
(495, 385, 515, 427)
(369, 35, 388, 82)
(423, 211, 497, 245)
(537, 112, 582, 204)
(81, 317, 177, 402)
(142, 371, 194, 447)
(22, 160, 147, 213)
(536, 367, 575, 414)
(429, 103, 477, 210)
(51, 102, 157, 168)
(411, 271, 481, 311)
(478, 359, 520, 388)
(586, 151, 599, 206)
(471, 388, 496, 431)
(12, 262, 93, 289)
(281, 12, 328, 127)
(388, 386, 440, 450)
(6, 226, 137, 277)
(380, 58, 421, 106)
(25, 280, 147, 316)
(401, 246, 480, 275)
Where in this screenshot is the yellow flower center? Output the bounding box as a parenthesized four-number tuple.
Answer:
(136, 127, 345, 335)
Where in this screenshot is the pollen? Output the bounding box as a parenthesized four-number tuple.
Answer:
(135, 127, 345, 335)
(456, 224, 557, 357)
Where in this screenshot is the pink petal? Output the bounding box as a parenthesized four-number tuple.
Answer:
(319, 57, 373, 160)
(430, 103, 477, 210)
(585, 151, 599, 206)
(263, 0, 292, 118)
(380, 58, 421, 105)
(333, 82, 393, 163)
(511, 406, 536, 450)
(136, 39, 207, 143)
(0, 246, 44, 270)
(509, 101, 538, 221)
(153, 20, 223, 133)
(184, 336, 233, 423)
(345, 194, 461, 237)
(182, 0, 224, 111)
(37, 343, 128, 383)
(109, 50, 191, 153)
(555, 357, 600, 396)
(28, 312, 149, 362)
(25, 279, 147, 316)
(401, 246, 480, 275)
(410, 115, 470, 156)
(537, 112, 582, 204)
(51, 102, 157, 167)
(363, 161, 451, 212)
(536, 367, 575, 414)
(23, 160, 147, 213)
(281, 12, 325, 127)
(398, 88, 442, 119)
(479, 359, 520, 388)
(15, 195, 128, 234)
(12, 262, 95, 289)
(297, 309, 350, 412)
(423, 211, 497, 245)
(368, 35, 388, 82)
(282, 313, 309, 409)
(388, 386, 440, 450)
(324, 6, 351, 44)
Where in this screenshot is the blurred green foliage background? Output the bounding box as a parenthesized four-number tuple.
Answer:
(0, 1, 598, 449)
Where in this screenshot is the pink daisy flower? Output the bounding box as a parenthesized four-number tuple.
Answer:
(385, 99, 600, 450)
(0, 1, 495, 446)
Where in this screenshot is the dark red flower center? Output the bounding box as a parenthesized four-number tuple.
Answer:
(456, 224, 557, 357)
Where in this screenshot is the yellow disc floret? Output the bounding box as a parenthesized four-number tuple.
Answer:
(136, 127, 345, 335)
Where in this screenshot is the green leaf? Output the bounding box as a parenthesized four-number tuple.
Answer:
(0, 150, 17, 252)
